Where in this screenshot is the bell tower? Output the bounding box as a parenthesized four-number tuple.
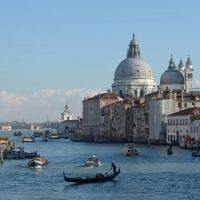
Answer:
(184, 57, 193, 93)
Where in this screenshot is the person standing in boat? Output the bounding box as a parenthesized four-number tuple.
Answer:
(111, 162, 116, 173)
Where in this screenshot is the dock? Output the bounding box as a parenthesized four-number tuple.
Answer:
(0, 136, 16, 164)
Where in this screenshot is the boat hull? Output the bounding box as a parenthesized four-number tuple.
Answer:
(63, 168, 120, 184)
(192, 152, 200, 157)
(28, 157, 48, 168)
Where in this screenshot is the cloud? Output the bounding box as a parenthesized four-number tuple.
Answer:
(193, 79, 200, 88)
(0, 88, 104, 122)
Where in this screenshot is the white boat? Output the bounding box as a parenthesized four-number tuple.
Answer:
(85, 155, 101, 167)
(123, 143, 139, 156)
(49, 132, 59, 139)
(28, 156, 48, 169)
(22, 136, 34, 143)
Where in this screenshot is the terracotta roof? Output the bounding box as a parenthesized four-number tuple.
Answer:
(168, 107, 200, 116)
(84, 92, 119, 101)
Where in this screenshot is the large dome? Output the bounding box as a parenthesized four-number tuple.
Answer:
(114, 57, 153, 80)
(112, 34, 157, 98)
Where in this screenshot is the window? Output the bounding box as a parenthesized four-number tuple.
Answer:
(176, 119, 178, 125)
(178, 103, 181, 108)
(183, 119, 185, 125)
(140, 90, 144, 97)
(185, 103, 187, 108)
(186, 119, 188, 125)
(180, 119, 182, 125)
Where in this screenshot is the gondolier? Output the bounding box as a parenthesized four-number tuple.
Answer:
(111, 162, 116, 173)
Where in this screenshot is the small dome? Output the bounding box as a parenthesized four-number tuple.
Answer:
(178, 59, 185, 71)
(160, 68, 184, 85)
(129, 33, 138, 46)
(185, 57, 193, 69)
(160, 55, 184, 85)
(114, 57, 152, 80)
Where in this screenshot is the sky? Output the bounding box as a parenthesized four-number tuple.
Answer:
(0, 0, 200, 122)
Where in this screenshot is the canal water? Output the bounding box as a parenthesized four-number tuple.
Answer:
(0, 130, 200, 200)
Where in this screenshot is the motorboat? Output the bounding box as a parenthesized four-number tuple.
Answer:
(22, 136, 34, 143)
(13, 131, 22, 136)
(6, 146, 37, 159)
(123, 143, 139, 156)
(85, 155, 101, 167)
(49, 132, 59, 139)
(192, 146, 200, 157)
(28, 156, 48, 169)
(63, 166, 120, 184)
(33, 131, 42, 137)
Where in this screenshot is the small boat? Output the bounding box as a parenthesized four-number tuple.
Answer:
(85, 155, 101, 167)
(192, 151, 200, 157)
(167, 144, 173, 155)
(33, 131, 42, 137)
(123, 143, 139, 156)
(49, 132, 59, 139)
(22, 136, 35, 143)
(42, 138, 48, 142)
(13, 131, 22, 136)
(28, 156, 48, 168)
(63, 167, 120, 184)
(6, 147, 37, 159)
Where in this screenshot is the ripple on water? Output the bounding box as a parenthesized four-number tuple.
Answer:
(1, 131, 200, 200)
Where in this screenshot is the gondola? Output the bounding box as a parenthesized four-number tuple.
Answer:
(167, 144, 173, 155)
(63, 167, 120, 184)
(167, 148, 173, 155)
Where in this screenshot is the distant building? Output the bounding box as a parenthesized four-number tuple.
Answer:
(0, 124, 12, 131)
(57, 105, 77, 138)
(61, 104, 73, 121)
(31, 124, 42, 131)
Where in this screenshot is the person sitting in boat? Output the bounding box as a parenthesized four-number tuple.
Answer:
(111, 162, 116, 173)
(96, 173, 104, 178)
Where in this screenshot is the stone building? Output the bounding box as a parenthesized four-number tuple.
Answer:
(82, 92, 121, 141)
(126, 100, 146, 143)
(103, 99, 132, 141)
(167, 107, 200, 148)
(145, 90, 200, 144)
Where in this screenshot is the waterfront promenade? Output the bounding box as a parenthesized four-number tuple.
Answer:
(0, 130, 200, 200)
